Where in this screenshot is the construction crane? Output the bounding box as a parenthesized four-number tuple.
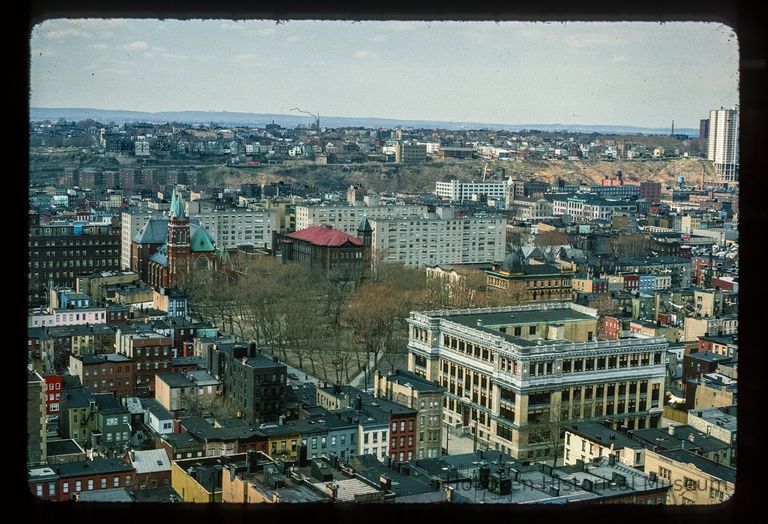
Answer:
(290, 107, 320, 131)
(482, 162, 490, 182)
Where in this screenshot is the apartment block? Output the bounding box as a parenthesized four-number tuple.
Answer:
(435, 180, 508, 203)
(295, 203, 429, 236)
(370, 213, 506, 267)
(191, 207, 277, 251)
(407, 302, 667, 461)
(28, 214, 120, 306)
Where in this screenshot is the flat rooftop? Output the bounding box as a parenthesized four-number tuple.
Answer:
(565, 422, 641, 450)
(430, 305, 596, 346)
(657, 449, 737, 484)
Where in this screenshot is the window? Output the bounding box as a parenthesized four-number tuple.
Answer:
(113, 476, 120, 487)
(529, 326, 536, 335)
(101, 478, 107, 489)
(48, 483, 56, 497)
(391, 422, 397, 432)
(75, 481, 82, 492)
(36, 485, 43, 497)
(87, 479, 94, 491)
(63, 482, 69, 494)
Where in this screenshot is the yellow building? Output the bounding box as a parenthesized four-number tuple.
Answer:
(644, 448, 735, 505)
(485, 260, 573, 304)
(172, 455, 248, 502)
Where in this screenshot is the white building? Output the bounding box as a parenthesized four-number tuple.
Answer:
(192, 208, 277, 250)
(406, 302, 668, 461)
(28, 307, 107, 328)
(507, 197, 554, 221)
(549, 194, 637, 223)
(435, 180, 509, 203)
(707, 107, 739, 181)
(370, 212, 506, 267)
(295, 203, 429, 236)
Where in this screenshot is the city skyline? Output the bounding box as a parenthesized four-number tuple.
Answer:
(29, 19, 739, 129)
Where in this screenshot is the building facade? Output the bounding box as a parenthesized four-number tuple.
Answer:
(406, 303, 667, 461)
(28, 371, 47, 466)
(370, 214, 506, 267)
(280, 225, 367, 281)
(707, 107, 739, 181)
(435, 180, 508, 203)
(373, 369, 445, 460)
(28, 214, 120, 306)
(295, 204, 429, 236)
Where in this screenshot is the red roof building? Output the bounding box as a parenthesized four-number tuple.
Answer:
(281, 225, 369, 281)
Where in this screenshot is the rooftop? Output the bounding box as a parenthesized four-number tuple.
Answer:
(687, 405, 737, 431)
(46, 439, 85, 457)
(380, 369, 445, 393)
(156, 371, 194, 388)
(565, 422, 641, 451)
(657, 449, 737, 484)
(77, 488, 135, 502)
(53, 458, 134, 478)
(130, 449, 172, 474)
(140, 398, 174, 420)
(286, 225, 363, 247)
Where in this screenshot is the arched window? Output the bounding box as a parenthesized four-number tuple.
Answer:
(195, 256, 209, 270)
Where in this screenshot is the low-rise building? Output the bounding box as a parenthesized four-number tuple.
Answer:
(644, 448, 735, 505)
(126, 449, 172, 490)
(687, 405, 736, 467)
(563, 422, 645, 468)
(373, 369, 445, 460)
(485, 258, 574, 303)
(28, 459, 135, 502)
(69, 353, 135, 399)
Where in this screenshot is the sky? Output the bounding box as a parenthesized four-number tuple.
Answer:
(29, 19, 739, 129)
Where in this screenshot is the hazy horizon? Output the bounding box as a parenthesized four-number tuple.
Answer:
(30, 20, 739, 129)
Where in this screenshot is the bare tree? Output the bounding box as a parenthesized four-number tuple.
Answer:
(534, 230, 570, 247)
(610, 233, 653, 258)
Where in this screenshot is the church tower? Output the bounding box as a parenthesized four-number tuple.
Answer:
(357, 215, 372, 280)
(166, 188, 190, 288)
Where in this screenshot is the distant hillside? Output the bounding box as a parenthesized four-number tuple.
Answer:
(29, 107, 697, 136)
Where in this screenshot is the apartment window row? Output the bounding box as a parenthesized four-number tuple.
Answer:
(561, 351, 661, 373)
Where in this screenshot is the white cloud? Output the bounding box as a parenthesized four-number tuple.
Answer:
(45, 28, 91, 39)
(122, 41, 150, 50)
(253, 27, 276, 37)
(285, 36, 301, 43)
(353, 50, 377, 60)
(611, 55, 626, 63)
(90, 43, 109, 49)
(566, 34, 623, 49)
(230, 53, 260, 64)
(371, 35, 386, 43)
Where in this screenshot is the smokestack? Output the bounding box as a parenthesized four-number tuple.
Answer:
(671, 120, 675, 137)
(355, 394, 362, 411)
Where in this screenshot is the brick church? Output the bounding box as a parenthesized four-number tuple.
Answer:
(130, 188, 216, 289)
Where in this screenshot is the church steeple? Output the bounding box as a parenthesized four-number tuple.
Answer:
(169, 187, 186, 219)
(167, 187, 190, 288)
